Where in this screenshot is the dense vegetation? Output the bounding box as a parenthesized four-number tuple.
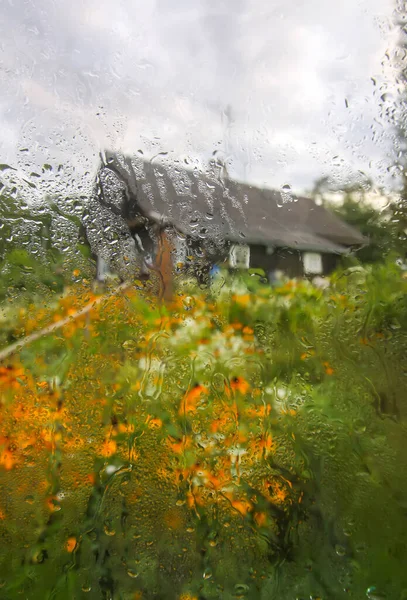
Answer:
(0, 259, 406, 599)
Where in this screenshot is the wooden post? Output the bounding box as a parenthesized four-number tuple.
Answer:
(155, 229, 174, 303)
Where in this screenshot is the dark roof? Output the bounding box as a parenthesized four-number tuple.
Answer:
(102, 151, 366, 254)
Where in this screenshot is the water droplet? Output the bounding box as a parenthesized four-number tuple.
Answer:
(380, 92, 393, 102)
(127, 569, 139, 578)
(353, 419, 366, 434)
(335, 545, 346, 556)
(212, 372, 226, 393)
(366, 586, 386, 599)
(234, 583, 250, 595)
(183, 296, 195, 311)
(122, 339, 137, 351)
(103, 521, 116, 536)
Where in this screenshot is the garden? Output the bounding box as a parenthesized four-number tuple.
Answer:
(0, 261, 406, 599)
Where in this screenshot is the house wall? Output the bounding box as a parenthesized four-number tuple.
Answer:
(89, 218, 342, 290)
(266, 248, 305, 278)
(322, 253, 340, 274)
(225, 243, 341, 279)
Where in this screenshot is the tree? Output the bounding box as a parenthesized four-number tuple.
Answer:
(312, 178, 403, 264)
(386, 2, 407, 258)
(329, 191, 403, 264)
(0, 192, 92, 303)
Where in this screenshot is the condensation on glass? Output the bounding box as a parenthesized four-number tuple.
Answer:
(0, 1, 406, 599)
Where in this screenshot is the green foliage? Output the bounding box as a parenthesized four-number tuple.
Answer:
(0, 247, 65, 300)
(332, 194, 395, 262)
(0, 193, 94, 304)
(327, 191, 404, 264)
(0, 259, 405, 599)
(311, 173, 406, 265)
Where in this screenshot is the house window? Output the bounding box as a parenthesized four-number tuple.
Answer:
(173, 235, 188, 269)
(303, 252, 323, 274)
(96, 256, 111, 281)
(229, 244, 250, 269)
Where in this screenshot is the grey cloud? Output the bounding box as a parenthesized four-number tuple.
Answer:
(0, 0, 401, 198)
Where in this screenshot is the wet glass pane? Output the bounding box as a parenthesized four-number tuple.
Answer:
(0, 1, 406, 599)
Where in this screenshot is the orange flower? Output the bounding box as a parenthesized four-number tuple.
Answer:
(66, 536, 77, 553)
(245, 403, 271, 419)
(36, 381, 48, 389)
(112, 423, 135, 435)
(230, 376, 250, 395)
(233, 293, 251, 307)
(0, 448, 16, 470)
(86, 473, 96, 485)
(146, 416, 163, 430)
(210, 414, 231, 433)
(167, 436, 192, 455)
(323, 361, 334, 376)
(231, 498, 253, 516)
(0, 365, 25, 390)
(259, 433, 274, 455)
(281, 408, 297, 417)
(179, 384, 208, 415)
(273, 483, 289, 503)
(186, 487, 205, 508)
(254, 511, 267, 527)
(100, 439, 117, 457)
(40, 428, 61, 450)
(46, 496, 61, 512)
(205, 470, 229, 491)
(265, 481, 289, 504)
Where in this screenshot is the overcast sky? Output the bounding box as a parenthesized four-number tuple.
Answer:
(0, 0, 403, 199)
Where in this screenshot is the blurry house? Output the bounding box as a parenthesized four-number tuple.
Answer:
(83, 152, 365, 285)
